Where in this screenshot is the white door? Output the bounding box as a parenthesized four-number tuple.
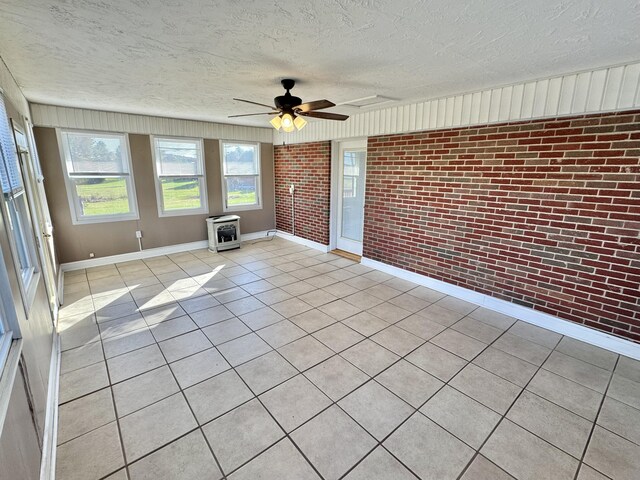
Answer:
(336, 140, 366, 255)
(12, 120, 59, 316)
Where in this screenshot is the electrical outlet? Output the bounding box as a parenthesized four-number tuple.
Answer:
(135, 230, 143, 238)
(89, 252, 95, 258)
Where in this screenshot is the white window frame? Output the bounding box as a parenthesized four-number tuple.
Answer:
(0, 99, 40, 312)
(220, 140, 262, 212)
(151, 136, 208, 217)
(0, 243, 21, 374)
(57, 128, 139, 225)
(10, 127, 36, 286)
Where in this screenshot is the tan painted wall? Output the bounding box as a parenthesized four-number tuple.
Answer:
(34, 128, 275, 263)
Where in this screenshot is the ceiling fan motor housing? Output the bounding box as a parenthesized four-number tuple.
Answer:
(275, 79, 302, 111)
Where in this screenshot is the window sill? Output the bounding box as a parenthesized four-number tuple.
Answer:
(158, 208, 209, 218)
(70, 214, 140, 226)
(223, 204, 263, 213)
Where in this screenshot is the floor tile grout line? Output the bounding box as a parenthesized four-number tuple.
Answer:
(70, 267, 484, 343)
(101, 276, 403, 368)
(60, 272, 519, 410)
(95, 323, 133, 480)
(59, 312, 510, 446)
(571, 355, 620, 480)
(61, 330, 473, 432)
(457, 331, 564, 480)
(140, 328, 230, 480)
(279, 308, 506, 479)
(60, 241, 632, 479)
(95, 277, 334, 475)
(62, 292, 516, 416)
(57, 288, 457, 379)
(468, 326, 633, 474)
(595, 417, 640, 448)
(195, 330, 329, 480)
(330, 315, 515, 480)
(553, 340, 620, 371)
(328, 313, 504, 477)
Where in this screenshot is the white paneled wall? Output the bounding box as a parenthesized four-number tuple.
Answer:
(30, 104, 273, 143)
(276, 61, 640, 144)
(29, 61, 640, 145)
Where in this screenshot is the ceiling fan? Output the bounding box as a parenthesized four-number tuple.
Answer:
(229, 79, 349, 132)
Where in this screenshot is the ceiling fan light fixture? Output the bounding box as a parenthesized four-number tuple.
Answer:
(281, 113, 295, 132)
(233, 79, 348, 130)
(293, 115, 307, 130)
(269, 115, 282, 130)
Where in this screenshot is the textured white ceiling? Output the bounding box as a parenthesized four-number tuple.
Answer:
(1, 0, 639, 127)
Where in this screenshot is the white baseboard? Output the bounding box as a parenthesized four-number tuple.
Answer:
(39, 333, 60, 480)
(361, 257, 640, 360)
(276, 231, 330, 252)
(61, 240, 209, 272)
(242, 230, 274, 241)
(60, 231, 276, 272)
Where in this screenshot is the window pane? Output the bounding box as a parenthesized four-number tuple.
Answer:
(160, 177, 202, 211)
(223, 144, 258, 175)
(157, 139, 201, 176)
(63, 132, 127, 174)
(341, 150, 366, 242)
(73, 177, 131, 216)
(8, 196, 31, 274)
(0, 97, 22, 193)
(225, 176, 258, 207)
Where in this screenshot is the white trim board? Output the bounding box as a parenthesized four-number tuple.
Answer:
(31, 104, 272, 144)
(39, 333, 60, 480)
(60, 230, 272, 272)
(361, 257, 640, 360)
(275, 60, 640, 144)
(61, 240, 209, 272)
(275, 231, 330, 252)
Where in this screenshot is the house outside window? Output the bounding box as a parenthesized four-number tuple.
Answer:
(152, 136, 208, 216)
(220, 141, 261, 211)
(58, 129, 139, 224)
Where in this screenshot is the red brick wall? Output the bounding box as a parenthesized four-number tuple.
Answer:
(365, 111, 640, 342)
(274, 141, 331, 245)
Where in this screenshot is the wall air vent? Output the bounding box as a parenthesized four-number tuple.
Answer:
(339, 95, 396, 108)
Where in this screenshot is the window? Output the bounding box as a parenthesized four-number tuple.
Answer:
(0, 97, 39, 301)
(220, 141, 261, 211)
(152, 136, 208, 216)
(343, 151, 362, 198)
(58, 129, 138, 224)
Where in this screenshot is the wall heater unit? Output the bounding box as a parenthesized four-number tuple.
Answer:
(207, 215, 241, 252)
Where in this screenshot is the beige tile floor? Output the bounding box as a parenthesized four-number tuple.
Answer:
(56, 236, 640, 480)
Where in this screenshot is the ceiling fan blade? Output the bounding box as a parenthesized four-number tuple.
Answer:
(295, 100, 335, 113)
(233, 98, 276, 109)
(299, 111, 349, 121)
(228, 112, 279, 118)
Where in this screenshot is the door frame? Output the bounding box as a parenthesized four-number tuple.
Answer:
(329, 138, 367, 255)
(14, 119, 59, 318)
